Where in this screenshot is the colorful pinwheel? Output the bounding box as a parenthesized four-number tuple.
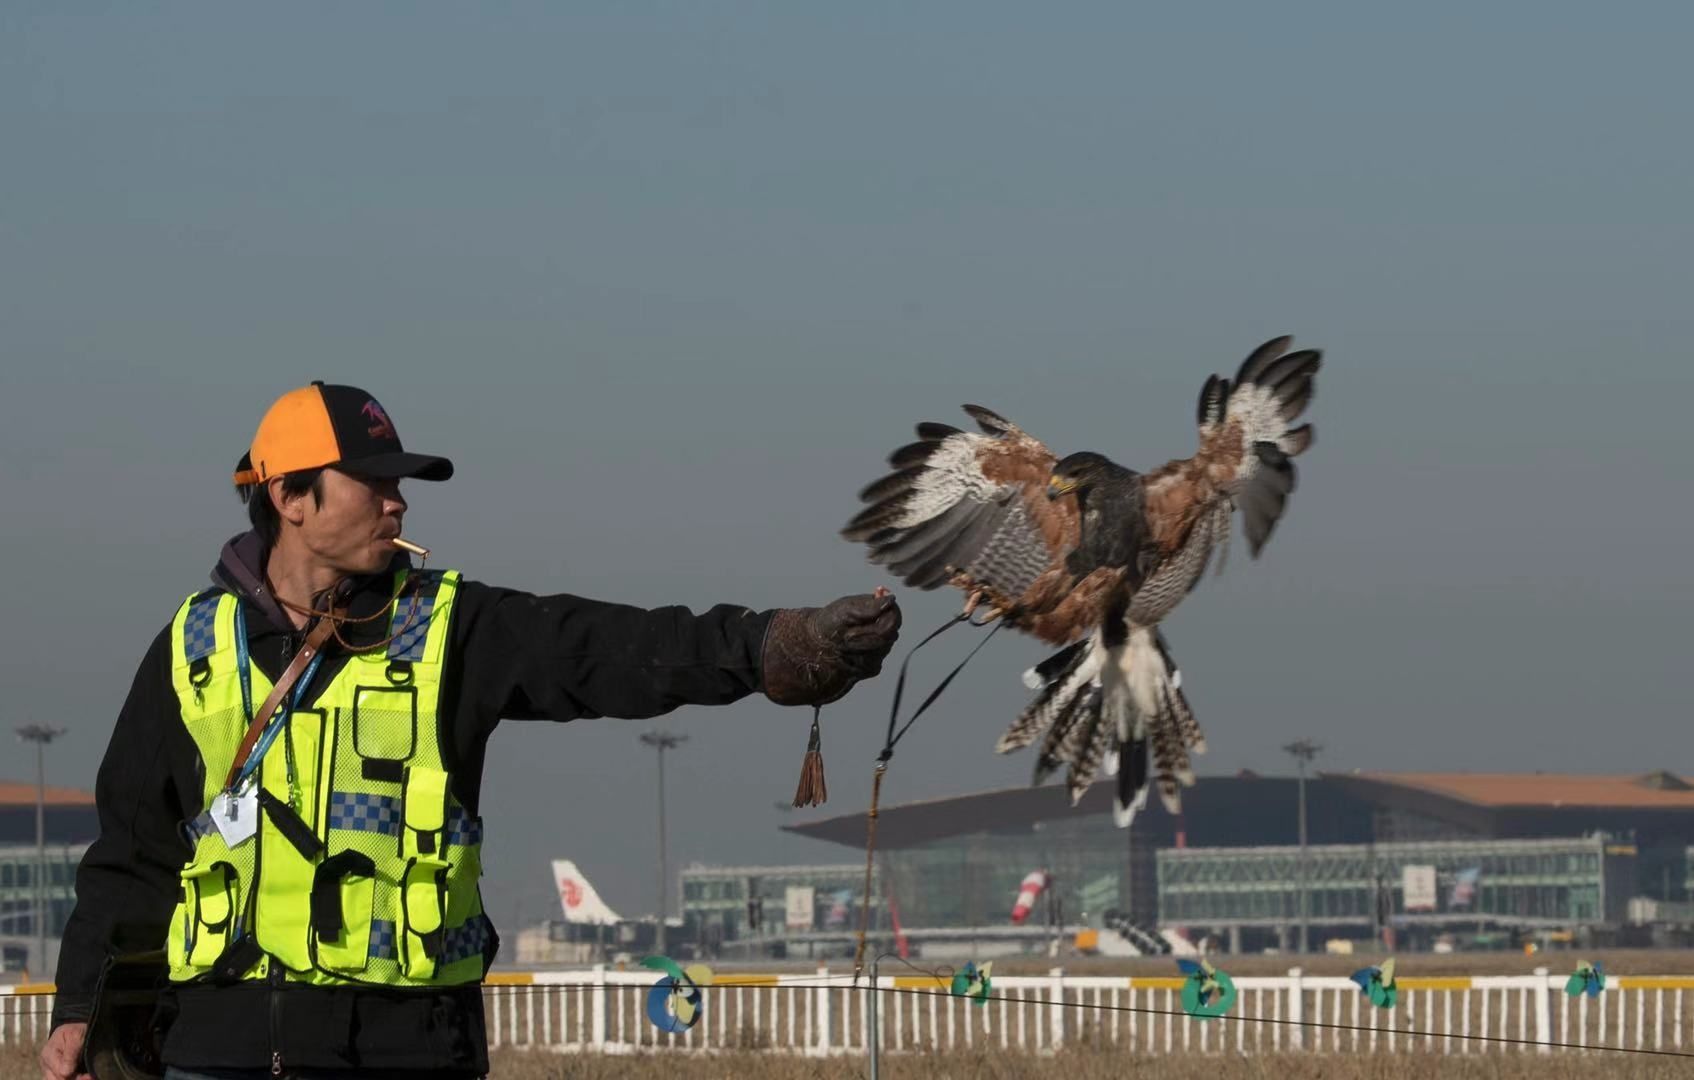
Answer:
(1177, 958, 1237, 1019)
(1565, 960, 1605, 999)
(640, 956, 714, 1034)
(1349, 957, 1398, 1009)
(950, 961, 992, 1006)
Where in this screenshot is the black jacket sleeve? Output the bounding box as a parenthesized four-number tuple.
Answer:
(437, 581, 777, 814)
(51, 627, 195, 1028)
(449, 580, 774, 724)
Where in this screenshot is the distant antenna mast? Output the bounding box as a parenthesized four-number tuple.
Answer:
(1282, 738, 1322, 954)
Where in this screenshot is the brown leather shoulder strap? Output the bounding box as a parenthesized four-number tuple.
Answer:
(221, 614, 339, 792)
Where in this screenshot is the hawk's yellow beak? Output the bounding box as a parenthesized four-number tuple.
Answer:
(1047, 475, 1076, 500)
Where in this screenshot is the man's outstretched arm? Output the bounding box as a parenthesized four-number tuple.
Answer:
(450, 583, 900, 723)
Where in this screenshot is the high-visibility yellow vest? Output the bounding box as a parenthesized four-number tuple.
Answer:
(164, 569, 491, 987)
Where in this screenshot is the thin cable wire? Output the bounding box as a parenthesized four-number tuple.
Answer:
(456, 978, 1694, 1059)
(11, 978, 1690, 1059)
(853, 616, 996, 976)
(842, 981, 1694, 1059)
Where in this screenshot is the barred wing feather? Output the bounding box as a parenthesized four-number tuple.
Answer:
(843, 405, 1084, 628)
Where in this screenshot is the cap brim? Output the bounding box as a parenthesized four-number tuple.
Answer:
(340, 452, 455, 482)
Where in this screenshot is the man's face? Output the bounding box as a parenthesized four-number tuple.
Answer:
(279, 467, 409, 576)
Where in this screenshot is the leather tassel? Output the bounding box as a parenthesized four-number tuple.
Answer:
(792, 708, 828, 807)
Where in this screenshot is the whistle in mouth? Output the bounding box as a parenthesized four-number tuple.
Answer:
(391, 537, 430, 558)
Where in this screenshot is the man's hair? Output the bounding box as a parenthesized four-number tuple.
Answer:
(237, 468, 326, 547)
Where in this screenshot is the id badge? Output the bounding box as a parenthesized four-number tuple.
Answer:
(209, 785, 260, 847)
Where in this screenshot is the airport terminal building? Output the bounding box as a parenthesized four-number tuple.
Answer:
(0, 779, 99, 975)
(760, 769, 1694, 954)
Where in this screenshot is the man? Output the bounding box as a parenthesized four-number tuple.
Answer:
(41, 383, 901, 1080)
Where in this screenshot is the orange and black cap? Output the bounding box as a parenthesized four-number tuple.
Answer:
(233, 382, 454, 487)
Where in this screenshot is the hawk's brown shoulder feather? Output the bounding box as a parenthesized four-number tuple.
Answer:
(844, 405, 1085, 643)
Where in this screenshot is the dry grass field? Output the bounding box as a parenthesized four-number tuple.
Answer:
(9, 1043, 1694, 1079)
(8, 952, 1694, 1078)
(476, 1047, 1694, 1079)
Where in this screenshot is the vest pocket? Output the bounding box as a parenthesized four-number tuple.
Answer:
(352, 685, 418, 768)
(167, 893, 190, 972)
(401, 765, 449, 857)
(400, 856, 451, 980)
(182, 862, 237, 968)
(316, 872, 376, 973)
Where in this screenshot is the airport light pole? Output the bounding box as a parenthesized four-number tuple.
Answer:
(17, 724, 66, 977)
(1282, 739, 1321, 954)
(640, 731, 687, 956)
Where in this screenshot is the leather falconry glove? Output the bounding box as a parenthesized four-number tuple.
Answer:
(762, 592, 902, 707)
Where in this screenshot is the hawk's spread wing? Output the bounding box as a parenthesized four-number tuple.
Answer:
(1132, 336, 1321, 624)
(1201, 334, 1320, 556)
(842, 406, 1110, 644)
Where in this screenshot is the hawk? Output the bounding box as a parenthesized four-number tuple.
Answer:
(842, 336, 1321, 826)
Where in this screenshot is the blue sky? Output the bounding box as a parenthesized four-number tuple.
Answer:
(3, 3, 1690, 926)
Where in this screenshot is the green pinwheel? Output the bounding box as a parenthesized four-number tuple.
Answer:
(1349, 957, 1398, 1009)
(950, 961, 992, 1005)
(1565, 960, 1605, 999)
(1177, 958, 1237, 1019)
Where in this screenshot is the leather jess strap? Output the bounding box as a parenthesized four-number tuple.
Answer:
(221, 613, 340, 792)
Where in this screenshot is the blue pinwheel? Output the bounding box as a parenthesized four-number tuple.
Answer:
(1350, 957, 1398, 1009)
(640, 956, 714, 1034)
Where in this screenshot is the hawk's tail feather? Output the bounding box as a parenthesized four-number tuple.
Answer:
(1149, 710, 1193, 813)
(1113, 731, 1151, 827)
(1009, 626, 1203, 828)
(1066, 698, 1113, 804)
(1150, 629, 1206, 754)
(1022, 639, 1088, 690)
(1032, 670, 1095, 778)
(1033, 681, 1102, 792)
(998, 638, 1100, 755)
(1017, 637, 1115, 804)
(1110, 627, 1202, 829)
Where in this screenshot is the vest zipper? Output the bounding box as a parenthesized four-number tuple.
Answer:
(269, 958, 285, 1075)
(266, 627, 306, 1077)
(262, 628, 285, 1079)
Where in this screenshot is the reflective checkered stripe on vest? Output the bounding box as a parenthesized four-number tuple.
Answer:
(165, 570, 491, 987)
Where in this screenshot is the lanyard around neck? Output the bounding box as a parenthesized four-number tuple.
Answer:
(227, 602, 326, 793)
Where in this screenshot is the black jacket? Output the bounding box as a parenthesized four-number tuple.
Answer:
(53, 531, 778, 1073)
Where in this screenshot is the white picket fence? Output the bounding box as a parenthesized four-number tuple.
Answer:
(5, 967, 1691, 1057)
